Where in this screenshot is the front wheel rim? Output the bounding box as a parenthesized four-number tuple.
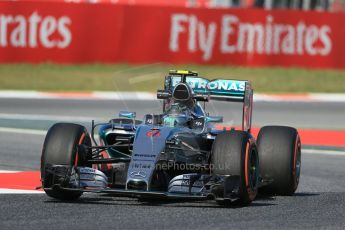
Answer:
(249, 149, 259, 191)
(295, 146, 301, 185)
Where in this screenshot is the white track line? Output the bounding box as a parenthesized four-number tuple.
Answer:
(303, 149, 345, 156)
(0, 127, 47, 135)
(92, 91, 155, 100)
(0, 170, 20, 173)
(0, 91, 156, 100)
(310, 93, 345, 102)
(0, 189, 44, 194)
(0, 91, 41, 99)
(0, 113, 100, 122)
(0, 127, 100, 141)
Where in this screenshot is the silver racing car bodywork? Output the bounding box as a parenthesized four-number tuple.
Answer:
(43, 70, 293, 204)
(126, 126, 180, 191)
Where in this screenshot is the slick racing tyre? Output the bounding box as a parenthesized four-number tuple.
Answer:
(41, 123, 91, 200)
(257, 126, 301, 196)
(211, 130, 259, 206)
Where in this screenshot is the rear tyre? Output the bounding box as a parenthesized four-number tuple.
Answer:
(257, 126, 301, 196)
(41, 123, 91, 200)
(211, 130, 259, 206)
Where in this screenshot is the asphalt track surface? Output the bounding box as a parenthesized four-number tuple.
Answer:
(0, 98, 345, 230)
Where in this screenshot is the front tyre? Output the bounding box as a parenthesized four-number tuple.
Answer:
(41, 123, 91, 200)
(211, 130, 259, 206)
(257, 126, 301, 195)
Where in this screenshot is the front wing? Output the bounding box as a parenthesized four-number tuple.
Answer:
(42, 165, 242, 202)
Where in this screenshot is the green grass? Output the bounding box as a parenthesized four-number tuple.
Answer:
(0, 63, 344, 93)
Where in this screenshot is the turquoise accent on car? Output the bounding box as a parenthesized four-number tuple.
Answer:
(205, 116, 223, 123)
(170, 76, 247, 98)
(119, 111, 136, 119)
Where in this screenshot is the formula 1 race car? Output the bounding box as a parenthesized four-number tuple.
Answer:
(40, 70, 301, 206)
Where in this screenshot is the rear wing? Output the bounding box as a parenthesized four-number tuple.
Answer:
(163, 73, 253, 132)
(169, 76, 249, 102)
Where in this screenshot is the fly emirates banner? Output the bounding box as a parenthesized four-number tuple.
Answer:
(0, 1, 344, 69)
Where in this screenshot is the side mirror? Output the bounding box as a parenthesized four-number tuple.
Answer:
(193, 93, 209, 102)
(119, 111, 136, 119)
(157, 90, 171, 99)
(206, 116, 223, 123)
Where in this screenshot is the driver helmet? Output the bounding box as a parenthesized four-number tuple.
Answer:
(163, 103, 191, 127)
